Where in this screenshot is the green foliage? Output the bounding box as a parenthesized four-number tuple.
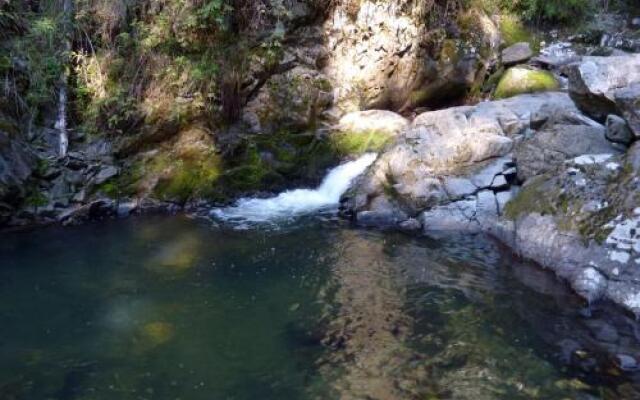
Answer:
(152, 151, 222, 203)
(501, 0, 594, 24)
(25, 187, 48, 209)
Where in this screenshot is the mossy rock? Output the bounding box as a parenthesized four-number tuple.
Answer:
(494, 67, 558, 99)
(504, 176, 556, 220)
(332, 129, 396, 156)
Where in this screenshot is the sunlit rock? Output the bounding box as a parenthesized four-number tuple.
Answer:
(567, 54, 640, 121)
(494, 67, 559, 99)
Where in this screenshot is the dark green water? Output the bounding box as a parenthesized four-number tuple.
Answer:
(1, 216, 639, 400)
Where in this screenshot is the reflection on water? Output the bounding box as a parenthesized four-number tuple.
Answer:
(0, 216, 639, 399)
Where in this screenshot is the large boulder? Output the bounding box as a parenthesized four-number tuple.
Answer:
(341, 92, 578, 224)
(323, 2, 500, 112)
(567, 55, 640, 121)
(494, 67, 559, 99)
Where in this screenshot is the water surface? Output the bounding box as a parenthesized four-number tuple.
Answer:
(1, 216, 639, 399)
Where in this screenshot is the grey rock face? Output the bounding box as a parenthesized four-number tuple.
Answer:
(613, 83, 640, 139)
(323, 2, 500, 112)
(341, 92, 578, 223)
(0, 131, 36, 206)
(502, 42, 534, 66)
(515, 122, 619, 181)
(567, 54, 640, 121)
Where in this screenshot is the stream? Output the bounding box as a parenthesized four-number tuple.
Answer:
(1, 157, 640, 399)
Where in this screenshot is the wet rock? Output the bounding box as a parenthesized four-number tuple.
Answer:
(0, 131, 36, 205)
(58, 199, 115, 225)
(573, 267, 607, 303)
(567, 54, 640, 121)
(398, 218, 422, 231)
(615, 354, 639, 371)
(117, 201, 138, 218)
(502, 42, 534, 66)
(92, 165, 119, 186)
(605, 114, 634, 145)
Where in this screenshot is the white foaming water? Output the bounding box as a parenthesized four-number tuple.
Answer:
(211, 153, 377, 225)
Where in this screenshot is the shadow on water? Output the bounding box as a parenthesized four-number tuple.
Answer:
(0, 216, 639, 399)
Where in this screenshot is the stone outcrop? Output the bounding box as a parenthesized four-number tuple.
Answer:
(341, 83, 640, 314)
(0, 130, 36, 222)
(341, 92, 577, 222)
(567, 54, 640, 121)
(323, 1, 500, 112)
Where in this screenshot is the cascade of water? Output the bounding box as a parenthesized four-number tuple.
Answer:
(56, 0, 73, 158)
(211, 153, 377, 224)
(55, 86, 68, 157)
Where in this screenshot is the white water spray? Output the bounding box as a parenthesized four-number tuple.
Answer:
(211, 153, 377, 224)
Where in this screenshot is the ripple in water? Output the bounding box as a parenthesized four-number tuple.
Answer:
(210, 153, 377, 226)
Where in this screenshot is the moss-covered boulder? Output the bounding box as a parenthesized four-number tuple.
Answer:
(494, 67, 559, 99)
(332, 110, 409, 156)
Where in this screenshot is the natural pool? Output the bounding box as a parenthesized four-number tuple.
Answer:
(1, 216, 639, 400)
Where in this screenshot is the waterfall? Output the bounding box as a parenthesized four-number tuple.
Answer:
(57, 0, 73, 158)
(55, 86, 68, 157)
(211, 153, 377, 225)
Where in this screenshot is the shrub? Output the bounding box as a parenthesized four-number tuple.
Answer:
(503, 0, 594, 23)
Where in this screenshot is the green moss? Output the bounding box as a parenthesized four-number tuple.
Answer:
(332, 130, 395, 156)
(494, 68, 558, 99)
(153, 152, 222, 203)
(577, 207, 617, 245)
(499, 15, 536, 48)
(503, 177, 555, 220)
